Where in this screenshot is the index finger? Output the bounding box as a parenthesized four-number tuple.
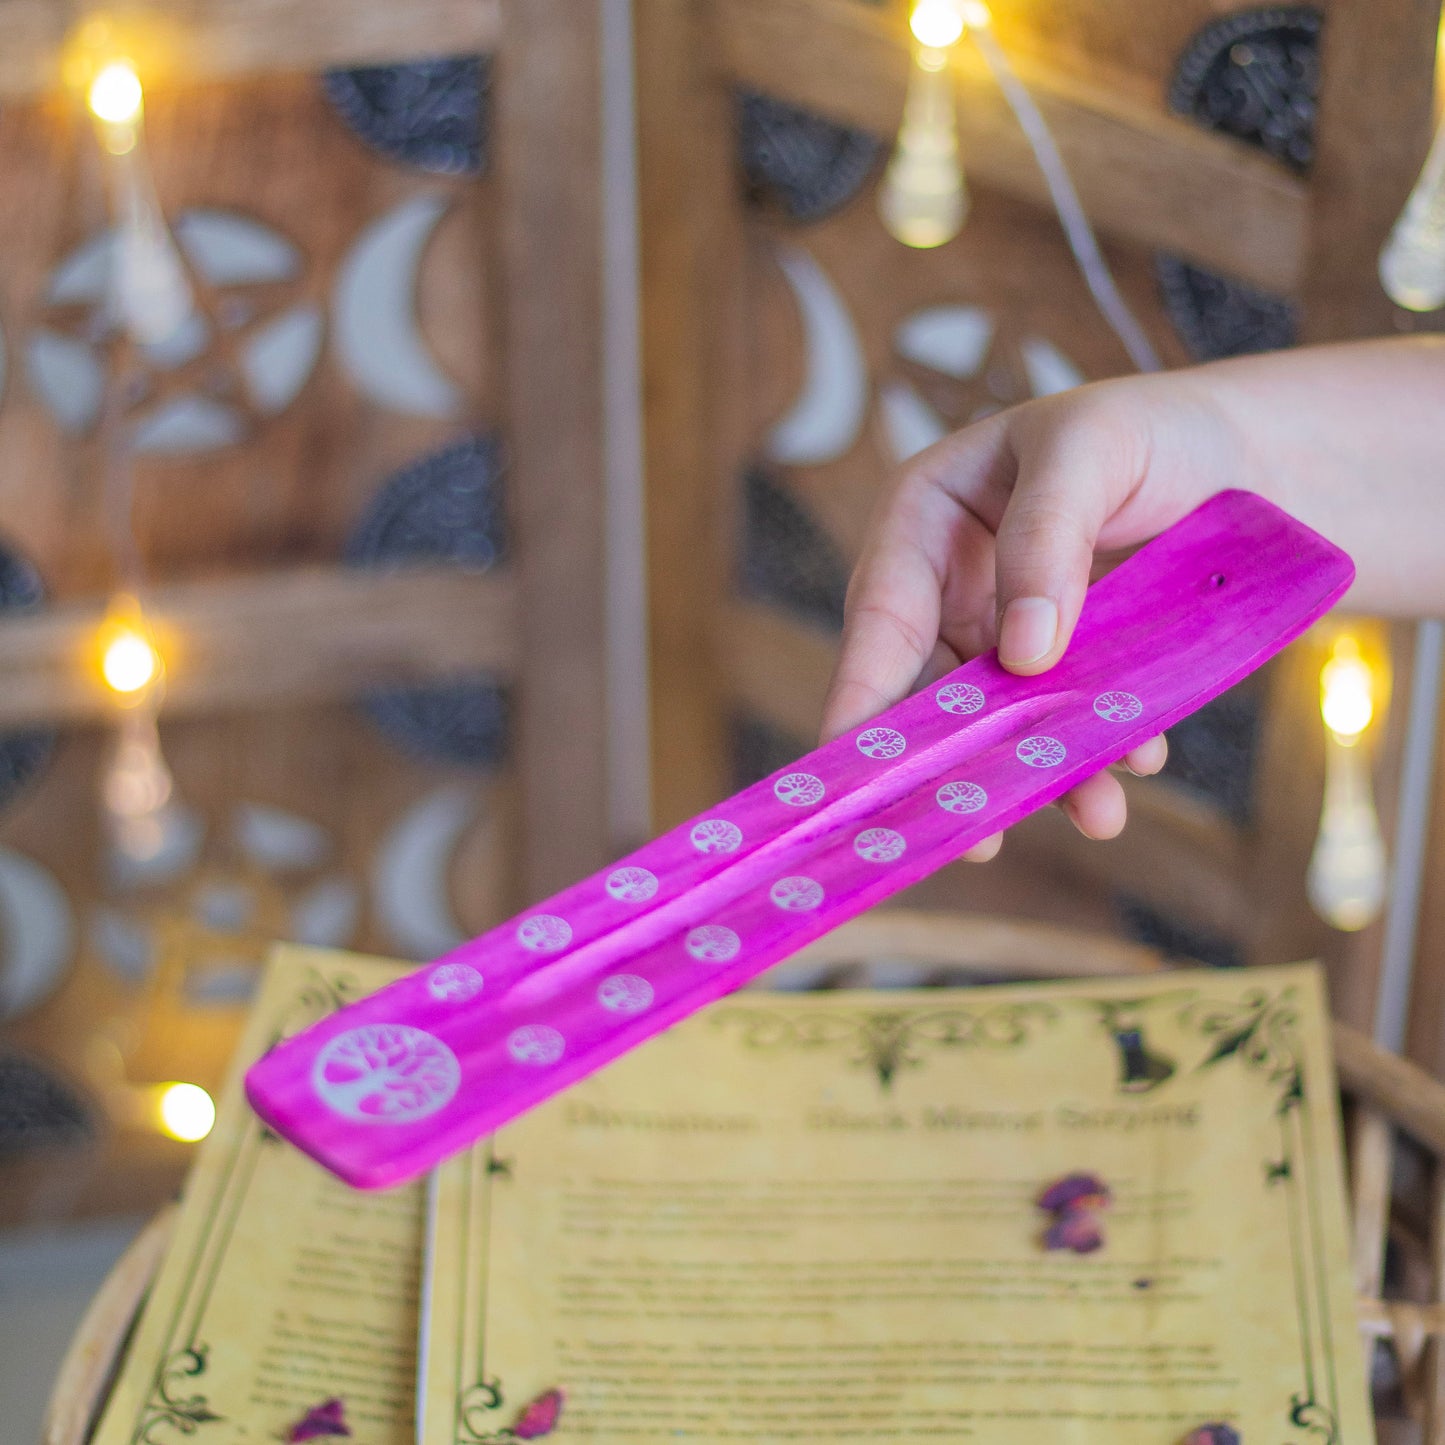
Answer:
(820, 470, 967, 743)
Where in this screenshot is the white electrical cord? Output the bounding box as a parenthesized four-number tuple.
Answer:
(967, 22, 1163, 374)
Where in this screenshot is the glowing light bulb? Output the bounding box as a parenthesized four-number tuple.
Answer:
(88, 61, 142, 126)
(98, 598, 162, 698)
(910, 0, 965, 50)
(77, 45, 195, 344)
(1309, 633, 1388, 932)
(1379, 38, 1445, 316)
(102, 630, 158, 694)
(1320, 636, 1375, 742)
(880, 21, 967, 249)
(157, 1082, 215, 1142)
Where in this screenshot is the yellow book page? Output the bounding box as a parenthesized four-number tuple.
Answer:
(93, 945, 426, 1445)
(423, 962, 1373, 1444)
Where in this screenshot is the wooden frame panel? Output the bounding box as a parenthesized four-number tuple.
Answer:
(497, 0, 615, 894)
(718, 0, 1307, 294)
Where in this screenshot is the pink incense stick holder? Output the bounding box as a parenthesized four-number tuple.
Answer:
(246, 490, 1353, 1188)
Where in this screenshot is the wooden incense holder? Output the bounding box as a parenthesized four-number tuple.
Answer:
(246, 491, 1354, 1189)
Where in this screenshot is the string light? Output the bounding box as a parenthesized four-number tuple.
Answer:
(1308, 632, 1388, 932)
(909, 0, 966, 50)
(88, 60, 142, 130)
(1320, 635, 1375, 742)
(102, 628, 159, 695)
(156, 1082, 215, 1142)
(878, 1, 1161, 370)
(1378, 20, 1445, 311)
(93, 596, 185, 868)
(70, 32, 195, 346)
(96, 595, 162, 701)
(879, 1, 969, 249)
(63, 19, 195, 880)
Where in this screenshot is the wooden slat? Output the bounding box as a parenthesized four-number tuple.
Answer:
(496, 0, 614, 895)
(717, 0, 1308, 295)
(1350, 1107, 1395, 1298)
(1359, 1297, 1445, 1339)
(718, 601, 837, 744)
(1409, 655, 1445, 1076)
(1334, 1020, 1445, 1160)
(637, 0, 750, 828)
(1301, 0, 1445, 340)
(1427, 1164, 1445, 1442)
(0, 565, 518, 725)
(1242, 646, 1335, 974)
(0, 0, 499, 95)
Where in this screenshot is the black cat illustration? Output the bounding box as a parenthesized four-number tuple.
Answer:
(1111, 1025, 1176, 1093)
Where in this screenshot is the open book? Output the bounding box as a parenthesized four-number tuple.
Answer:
(90, 946, 1373, 1443)
(423, 963, 1372, 1443)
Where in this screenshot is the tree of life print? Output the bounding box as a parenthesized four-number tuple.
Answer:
(857, 726, 906, 759)
(1016, 735, 1066, 768)
(774, 771, 825, 807)
(606, 866, 659, 903)
(1094, 690, 1143, 723)
(516, 914, 572, 952)
(937, 780, 987, 814)
(936, 681, 985, 715)
(312, 1024, 460, 1122)
(597, 973, 654, 1014)
(428, 963, 484, 1002)
(854, 827, 906, 863)
(771, 875, 824, 911)
(508, 1024, 565, 1066)
(685, 924, 741, 962)
(690, 818, 743, 854)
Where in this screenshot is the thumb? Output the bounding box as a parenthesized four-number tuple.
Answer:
(992, 472, 1109, 675)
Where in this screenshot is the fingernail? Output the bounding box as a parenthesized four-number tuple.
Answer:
(999, 597, 1058, 666)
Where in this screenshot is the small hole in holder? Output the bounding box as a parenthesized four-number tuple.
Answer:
(1209, 573, 1227, 588)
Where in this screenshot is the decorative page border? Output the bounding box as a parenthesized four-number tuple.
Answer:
(126, 967, 365, 1445)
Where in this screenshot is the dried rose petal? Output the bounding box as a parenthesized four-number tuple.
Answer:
(513, 1388, 565, 1440)
(1037, 1172, 1112, 1213)
(1044, 1208, 1105, 1254)
(1183, 1425, 1240, 1445)
(287, 1398, 350, 1442)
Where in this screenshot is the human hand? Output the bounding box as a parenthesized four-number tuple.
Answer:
(822, 372, 1245, 857)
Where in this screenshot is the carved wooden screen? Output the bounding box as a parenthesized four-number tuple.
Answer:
(0, 5, 616, 1223)
(637, 0, 1443, 1047)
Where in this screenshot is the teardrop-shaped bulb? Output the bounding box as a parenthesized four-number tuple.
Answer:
(1380, 119, 1445, 312)
(880, 47, 968, 249)
(1307, 729, 1388, 932)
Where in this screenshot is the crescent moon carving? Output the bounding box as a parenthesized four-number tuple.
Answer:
(894, 305, 994, 379)
(290, 876, 361, 950)
(234, 802, 331, 873)
(1019, 336, 1085, 397)
(0, 847, 75, 1020)
(332, 193, 463, 419)
(371, 785, 476, 959)
(90, 906, 153, 985)
(26, 330, 102, 434)
(878, 379, 948, 465)
(766, 245, 868, 467)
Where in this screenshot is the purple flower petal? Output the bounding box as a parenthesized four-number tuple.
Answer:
(1037, 1172, 1111, 1213)
(1183, 1426, 1241, 1445)
(513, 1388, 565, 1439)
(1044, 1209, 1105, 1254)
(287, 1398, 351, 1442)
